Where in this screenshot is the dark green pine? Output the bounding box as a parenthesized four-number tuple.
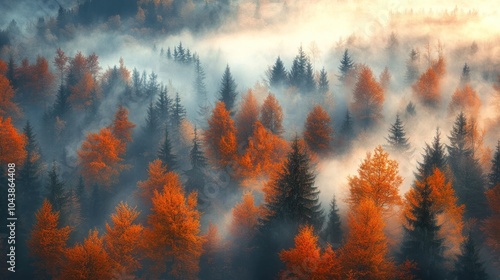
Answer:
(324, 194, 342, 246)
(415, 128, 447, 182)
(454, 232, 488, 280)
(269, 56, 288, 88)
(157, 125, 177, 171)
(386, 114, 411, 155)
(338, 49, 354, 82)
(218, 65, 238, 113)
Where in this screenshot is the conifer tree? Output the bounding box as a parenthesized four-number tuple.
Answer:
(269, 56, 288, 88)
(385, 114, 411, 155)
(193, 57, 209, 123)
(489, 141, 500, 188)
(155, 86, 171, 126)
(340, 109, 354, 142)
(405, 48, 419, 84)
(304, 61, 316, 93)
(401, 178, 446, 280)
(157, 124, 177, 171)
(170, 92, 186, 135)
(460, 63, 471, 86)
(185, 127, 208, 194)
(53, 84, 71, 119)
(218, 65, 238, 113)
(338, 49, 354, 83)
(454, 232, 488, 280)
(415, 128, 448, 182)
(318, 67, 329, 95)
(46, 162, 67, 214)
(324, 195, 342, 246)
(351, 65, 385, 128)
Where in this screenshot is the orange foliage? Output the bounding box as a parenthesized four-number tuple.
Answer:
(351, 65, 384, 126)
(118, 57, 131, 82)
(60, 230, 113, 280)
(144, 174, 203, 279)
(260, 93, 284, 135)
(110, 105, 135, 144)
(15, 56, 55, 102)
(204, 222, 221, 255)
(340, 199, 395, 279)
(483, 184, 500, 254)
(347, 146, 403, 211)
(137, 159, 179, 205)
(230, 191, 261, 241)
(403, 168, 465, 258)
(104, 202, 144, 275)
(280, 225, 342, 280)
(432, 56, 446, 78)
(28, 200, 71, 278)
(0, 59, 6, 75)
(204, 101, 237, 168)
(69, 71, 95, 109)
(237, 121, 288, 182)
(235, 90, 260, 145)
(0, 74, 21, 118)
(304, 105, 333, 155)
(412, 67, 441, 107)
(54, 48, 69, 83)
(449, 84, 481, 118)
(77, 127, 126, 188)
(0, 116, 27, 165)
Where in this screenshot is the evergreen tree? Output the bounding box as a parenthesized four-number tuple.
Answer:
(46, 162, 67, 215)
(340, 109, 354, 140)
(185, 127, 208, 195)
(255, 137, 324, 279)
(415, 128, 447, 182)
(76, 175, 86, 221)
(157, 124, 177, 171)
(338, 49, 354, 82)
(489, 141, 500, 188)
(447, 112, 488, 218)
(269, 56, 288, 88)
(401, 178, 446, 280)
(405, 48, 420, 84)
(454, 232, 488, 280)
(154, 86, 171, 126)
(323, 195, 342, 246)
(194, 57, 210, 127)
(131, 68, 143, 99)
(317, 67, 329, 95)
(304, 61, 316, 93)
(145, 71, 159, 100)
(460, 63, 471, 86)
(53, 84, 71, 119)
(170, 92, 186, 134)
(166, 47, 172, 60)
(218, 65, 238, 113)
(385, 114, 411, 155)
(144, 101, 160, 137)
(288, 46, 310, 92)
(406, 101, 417, 117)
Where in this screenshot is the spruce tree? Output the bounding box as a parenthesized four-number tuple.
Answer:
(170, 92, 186, 134)
(406, 101, 417, 117)
(269, 56, 288, 88)
(185, 127, 208, 194)
(405, 48, 419, 84)
(155, 85, 171, 126)
(489, 141, 500, 188)
(385, 114, 411, 155)
(401, 179, 446, 280)
(460, 63, 471, 86)
(46, 162, 67, 214)
(289, 46, 309, 92)
(447, 112, 488, 218)
(323, 195, 342, 246)
(166, 47, 172, 60)
(218, 65, 238, 113)
(157, 125, 177, 171)
(144, 101, 160, 136)
(454, 232, 488, 280)
(194, 57, 210, 128)
(415, 128, 447, 182)
(53, 84, 71, 119)
(304, 61, 316, 93)
(317, 67, 329, 95)
(145, 71, 159, 100)
(338, 49, 354, 82)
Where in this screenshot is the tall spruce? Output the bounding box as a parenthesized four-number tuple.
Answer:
(405, 48, 420, 84)
(401, 179, 446, 280)
(317, 67, 329, 95)
(338, 49, 354, 82)
(323, 195, 342, 246)
(157, 124, 177, 171)
(155, 85, 171, 126)
(447, 112, 488, 218)
(144, 101, 160, 137)
(489, 141, 500, 188)
(46, 162, 67, 215)
(415, 128, 447, 182)
(53, 84, 71, 119)
(289, 46, 312, 93)
(185, 127, 208, 194)
(269, 56, 288, 88)
(454, 232, 488, 280)
(385, 114, 411, 155)
(170, 92, 186, 136)
(193, 57, 210, 126)
(218, 65, 238, 113)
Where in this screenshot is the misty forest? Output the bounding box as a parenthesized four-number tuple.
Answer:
(1, 0, 500, 279)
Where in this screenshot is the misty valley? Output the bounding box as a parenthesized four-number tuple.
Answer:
(0, 0, 500, 279)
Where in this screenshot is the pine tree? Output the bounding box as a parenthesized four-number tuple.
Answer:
(415, 128, 447, 182)
(155, 86, 171, 126)
(489, 141, 500, 188)
(318, 67, 329, 95)
(460, 63, 471, 86)
(46, 162, 67, 215)
(340, 109, 354, 141)
(144, 101, 160, 138)
(269, 56, 288, 88)
(193, 57, 209, 125)
(166, 47, 172, 60)
(385, 114, 411, 155)
(338, 49, 354, 83)
(170, 92, 186, 135)
(185, 127, 208, 195)
(53, 84, 71, 119)
(157, 124, 177, 171)
(453, 232, 488, 280)
(324, 195, 342, 246)
(145, 71, 159, 100)
(289, 46, 310, 93)
(218, 65, 238, 113)
(401, 178, 446, 280)
(406, 101, 417, 117)
(405, 48, 419, 84)
(304, 61, 316, 93)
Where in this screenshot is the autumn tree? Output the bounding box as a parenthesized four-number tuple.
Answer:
(54, 48, 69, 86)
(489, 141, 500, 188)
(204, 101, 237, 168)
(323, 195, 342, 246)
(15, 56, 55, 103)
(412, 65, 441, 108)
(0, 74, 21, 118)
(104, 202, 144, 275)
(67, 52, 97, 109)
(144, 172, 203, 279)
(218, 65, 238, 113)
(200, 223, 223, 279)
(269, 56, 288, 88)
(0, 116, 26, 165)
(60, 230, 113, 280)
(385, 114, 411, 155)
(449, 84, 481, 119)
(484, 184, 500, 254)
(453, 232, 488, 280)
(304, 105, 333, 155)
(77, 127, 126, 188)
(260, 93, 284, 135)
(235, 90, 260, 145)
(28, 200, 71, 279)
(280, 225, 342, 280)
(137, 159, 176, 205)
(347, 146, 403, 212)
(110, 105, 135, 144)
(351, 65, 385, 128)
(340, 199, 395, 279)
(230, 191, 261, 242)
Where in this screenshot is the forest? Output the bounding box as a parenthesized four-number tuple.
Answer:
(0, 0, 500, 279)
